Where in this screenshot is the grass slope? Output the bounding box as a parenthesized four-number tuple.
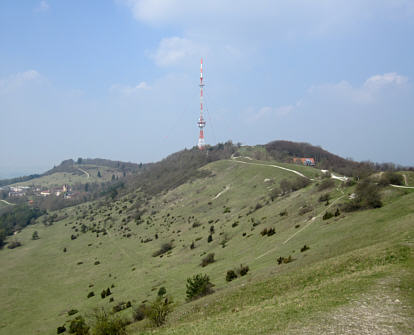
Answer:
(0, 158, 413, 335)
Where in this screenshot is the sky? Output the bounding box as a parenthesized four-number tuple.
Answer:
(1, 0, 414, 178)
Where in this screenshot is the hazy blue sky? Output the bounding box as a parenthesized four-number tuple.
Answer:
(1, 1, 413, 177)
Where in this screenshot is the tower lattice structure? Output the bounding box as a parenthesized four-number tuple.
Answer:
(197, 58, 206, 149)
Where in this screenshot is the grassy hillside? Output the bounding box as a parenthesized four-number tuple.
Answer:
(11, 164, 118, 188)
(0, 154, 413, 334)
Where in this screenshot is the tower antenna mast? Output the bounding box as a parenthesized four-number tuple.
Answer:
(197, 58, 206, 149)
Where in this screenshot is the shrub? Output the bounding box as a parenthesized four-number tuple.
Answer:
(260, 228, 275, 237)
(210, 225, 215, 234)
(318, 193, 330, 202)
(112, 301, 131, 313)
(223, 207, 231, 213)
(190, 241, 195, 249)
(87, 291, 95, 298)
(152, 242, 173, 257)
(132, 304, 147, 322)
(323, 211, 334, 220)
(231, 222, 239, 228)
(318, 179, 335, 191)
(158, 287, 166, 297)
(186, 274, 214, 301)
(237, 264, 249, 276)
(71, 235, 77, 240)
(300, 245, 310, 252)
(69, 315, 89, 335)
(279, 209, 288, 217)
(379, 171, 404, 186)
(32, 231, 39, 240)
(92, 308, 127, 335)
(67, 309, 78, 316)
(94, 261, 100, 265)
(200, 253, 215, 267)
(145, 296, 173, 327)
(57, 325, 66, 334)
(7, 240, 22, 249)
(226, 270, 238, 282)
(207, 234, 213, 243)
(277, 255, 293, 264)
(334, 208, 340, 216)
(101, 290, 107, 299)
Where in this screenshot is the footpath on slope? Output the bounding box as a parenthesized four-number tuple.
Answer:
(0, 199, 15, 206)
(230, 156, 311, 180)
(77, 168, 90, 178)
(285, 274, 413, 335)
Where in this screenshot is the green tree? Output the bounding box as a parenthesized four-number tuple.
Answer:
(186, 274, 214, 301)
(146, 296, 173, 327)
(32, 231, 39, 240)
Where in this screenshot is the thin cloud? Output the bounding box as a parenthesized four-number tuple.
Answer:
(35, 1, 50, 12)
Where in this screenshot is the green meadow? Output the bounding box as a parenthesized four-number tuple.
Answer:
(0, 158, 413, 334)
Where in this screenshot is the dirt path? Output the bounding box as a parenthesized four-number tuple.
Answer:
(231, 157, 311, 180)
(77, 168, 90, 178)
(212, 185, 230, 200)
(285, 276, 413, 335)
(0, 199, 15, 206)
(403, 174, 408, 186)
(391, 184, 414, 189)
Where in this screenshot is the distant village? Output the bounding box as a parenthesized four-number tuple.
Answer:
(2, 184, 74, 200)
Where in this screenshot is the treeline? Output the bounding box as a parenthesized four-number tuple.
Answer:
(127, 142, 237, 197)
(265, 140, 413, 177)
(0, 205, 45, 248)
(0, 174, 41, 187)
(76, 158, 141, 173)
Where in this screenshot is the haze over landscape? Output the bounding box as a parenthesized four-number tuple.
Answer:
(1, 2, 414, 335)
(1, 0, 414, 178)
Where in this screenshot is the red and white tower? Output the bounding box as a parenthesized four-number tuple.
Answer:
(197, 58, 206, 149)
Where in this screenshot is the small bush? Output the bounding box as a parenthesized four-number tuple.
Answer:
(379, 171, 404, 186)
(223, 207, 231, 213)
(32, 231, 39, 240)
(200, 253, 215, 267)
(67, 309, 78, 316)
(152, 242, 173, 257)
(71, 235, 77, 240)
(190, 241, 195, 249)
(318, 179, 335, 191)
(260, 228, 275, 237)
(112, 301, 131, 313)
(7, 241, 22, 249)
(279, 209, 288, 217)
(157, 287, 166, 297)
(334, 208, 340, 216)
(318, 193, 330, 202)
(132, 304, 147, 322)
(237, 264, 249, 276)
(69, 315, 89, 335)
(207, 234, 213, 243)
(57, 325, 66, 334)
(231, 221, 239, 228)
(94, 261, 100, 265)
(322, 211, 334, 220)
(186, 274, 214, 301)
(300, 245, 310, 252)
(226, 270, 237, 282)
(277, 255, 293, 264)
(92, 308, 127, 335)
(145, 296, 173, 327)
(87, 291, 95, 298)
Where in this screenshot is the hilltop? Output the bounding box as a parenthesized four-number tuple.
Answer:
(0, 141, 413, 335)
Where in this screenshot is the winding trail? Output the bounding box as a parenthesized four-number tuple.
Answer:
(212, 185, 230, 200)
(77, 168, 90, 179)
(0, 199, 15, 206)
(390, 184, 414, 189)
(230, 157, 311, 180)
